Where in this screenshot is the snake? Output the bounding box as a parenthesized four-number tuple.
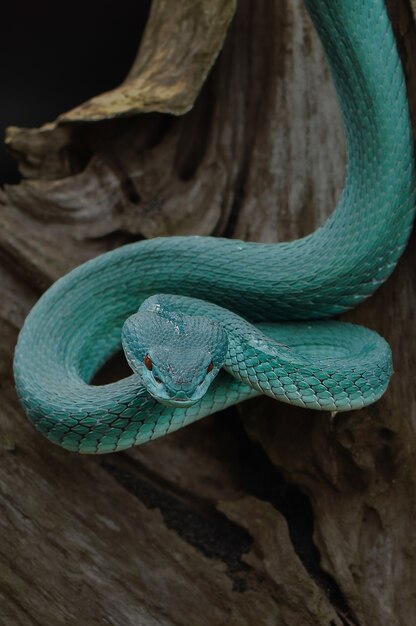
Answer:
(13, 0, 415, 454)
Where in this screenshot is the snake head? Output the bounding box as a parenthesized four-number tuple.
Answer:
(121, 297, 228, 407)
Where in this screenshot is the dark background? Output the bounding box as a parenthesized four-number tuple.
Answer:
(0, 1, 151, 184)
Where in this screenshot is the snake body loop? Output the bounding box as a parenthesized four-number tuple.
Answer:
(14, 0, 415, 453)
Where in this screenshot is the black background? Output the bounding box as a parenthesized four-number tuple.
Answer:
(0, 1, 151, 184)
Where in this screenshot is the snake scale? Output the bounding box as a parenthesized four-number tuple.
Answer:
(14, 0, 415, 454)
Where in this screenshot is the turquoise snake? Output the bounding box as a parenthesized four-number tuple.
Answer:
(13, 0, 415, 453)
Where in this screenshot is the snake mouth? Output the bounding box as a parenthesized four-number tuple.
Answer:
(156, 396, 200, 408)
(148, 382, 204, 409)
(145, 381, 207, 408)
(150, 383, 208, 408)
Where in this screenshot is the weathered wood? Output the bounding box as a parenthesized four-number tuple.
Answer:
(1, 1, 416, 624)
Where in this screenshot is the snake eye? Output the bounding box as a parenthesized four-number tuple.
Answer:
(207, 361, 214, 373)
(144, 355, 153, 370)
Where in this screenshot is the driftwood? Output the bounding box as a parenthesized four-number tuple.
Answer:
(1, 1, 416, 624)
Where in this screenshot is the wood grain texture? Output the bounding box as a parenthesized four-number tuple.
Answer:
(1, 0, 416, 624)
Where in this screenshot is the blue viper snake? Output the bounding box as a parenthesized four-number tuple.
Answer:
(13, 0, 415, 453)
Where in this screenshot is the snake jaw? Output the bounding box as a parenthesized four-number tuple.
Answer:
(136, 358, 223, 407)
(154, 395, 201, 408)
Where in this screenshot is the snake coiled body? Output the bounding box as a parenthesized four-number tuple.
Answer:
(14, 0, 415, 453)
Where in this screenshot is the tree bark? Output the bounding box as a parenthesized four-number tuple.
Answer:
(1, 1, 416, 624)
